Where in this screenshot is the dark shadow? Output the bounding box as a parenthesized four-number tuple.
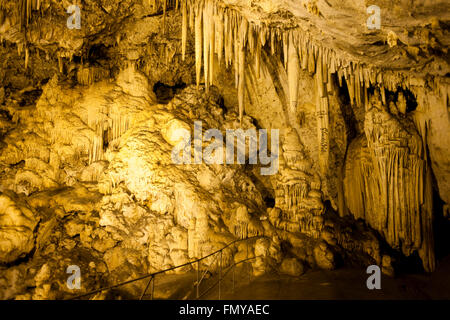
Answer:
(153, 81, 186, 104)
(88, 44, 109, 64)
(19, 89, 42, 107)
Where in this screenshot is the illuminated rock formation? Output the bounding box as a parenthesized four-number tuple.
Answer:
(0, 0, 448, 299)
(0, 191, 39, 263)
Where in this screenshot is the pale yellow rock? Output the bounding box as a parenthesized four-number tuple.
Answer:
(92, 236, 116, 253)
(104, 247, 127, 272)
(313, 242, 335, 270)
(254, 238, 270, 258)
(387, 31, 398, 48)
(0, 192, 39, 263)
(161, 118, 191, 146)
(280, 258, 305, 277)
(64, 220, 84, 237)
(35, 264, 50, 286)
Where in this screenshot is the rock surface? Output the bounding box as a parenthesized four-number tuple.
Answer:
(0, 0, 447, 299)
(0, 192, 39, 263)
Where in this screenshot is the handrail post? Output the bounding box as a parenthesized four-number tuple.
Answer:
(151, 276, 155, 300)
(139, 275, 153, 300)
(196, 261, 199, 299)
(219, 250, 222, 300)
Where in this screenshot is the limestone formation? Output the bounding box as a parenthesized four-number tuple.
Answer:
(0, 0, 448, 300)
(0, 192, 39, 263)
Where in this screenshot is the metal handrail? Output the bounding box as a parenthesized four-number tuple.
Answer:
(195, 255, 261, 300)
(66, 235, 266, 300)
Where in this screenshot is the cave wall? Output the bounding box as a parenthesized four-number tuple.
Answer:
(0, 0, 448, 298)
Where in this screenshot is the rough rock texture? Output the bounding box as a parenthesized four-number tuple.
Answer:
(344, 90, 435, 271)
(280, 258, 305, 277)
(0, 0, 448, 299)
(0, 191, 39, 263)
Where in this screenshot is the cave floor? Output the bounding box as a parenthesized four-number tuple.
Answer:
(214, 256, 450, 300)
(143, 255, 450, 300)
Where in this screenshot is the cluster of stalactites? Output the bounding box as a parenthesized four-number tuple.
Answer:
(283, 182, 309, 214)
(179, 0, 411, 171)
(78, 104, 131, 164)
(76, 65, 110, 86)
(0, 0, 43, 68)
(147, 0, 181, 31)
(13, 0, 41, 31)
(344, 103, 435, 272)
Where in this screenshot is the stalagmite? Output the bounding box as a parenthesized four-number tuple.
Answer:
(308, 43, 315, 74)
(270, 29, 275, 56)
(176, 1, 443, 260)
(347, 75, 355, 105)
(189, 2, 194, 30)
(322, 50, 328, 85)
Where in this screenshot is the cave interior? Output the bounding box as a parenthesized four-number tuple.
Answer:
(0, 0, 449, 300)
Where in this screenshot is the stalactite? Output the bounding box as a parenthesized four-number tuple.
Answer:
(283, 31, 288, 70)
(162, 0, 167, 34)
(215, 9, 223, 64)
(194, 6, 202, 89)
(234, 16, 239, 89)
(202, 2, 210, 93)
(24, 46, 29, 69)
(238, 18, 247, 123)
(308, 43, 315, 74)
(181, 0, 187, 61)
(224, 12, 231, 68)
(284, 183, 309, 213)
(208, 2, 215, 87)
(255, 33, 261, 79)
(248, 25, 254, 56)
(270, 29, 275, 56)
(180, 0, 430, 138)
(188, 1, 194, 31)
